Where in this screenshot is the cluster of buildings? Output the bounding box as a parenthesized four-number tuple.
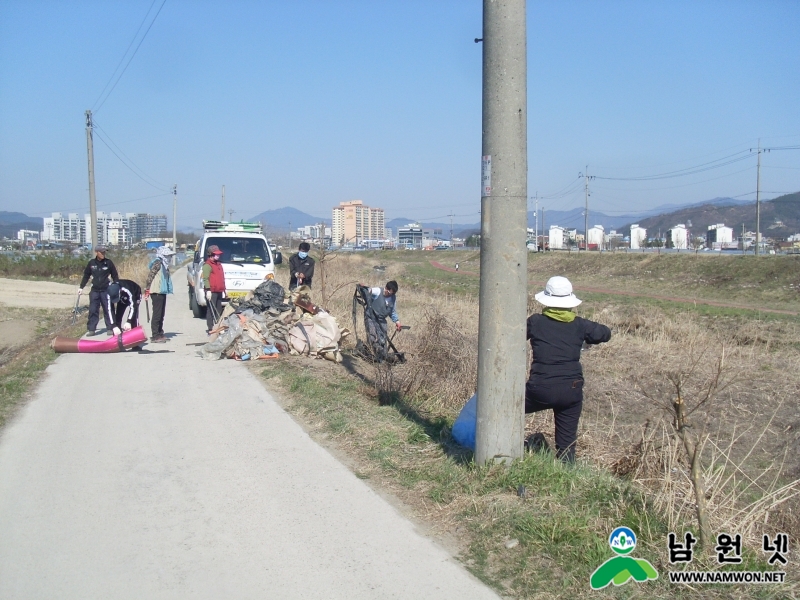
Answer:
(39, 212, 168, 247)
(293, 200, 461, 250)
(536, 222, 764, 251)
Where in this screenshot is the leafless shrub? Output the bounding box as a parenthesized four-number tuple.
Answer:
(392, 307, 478, 412)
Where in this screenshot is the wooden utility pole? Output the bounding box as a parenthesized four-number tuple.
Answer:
(85, 110, 98, 249)
(476, 0, 527, 465)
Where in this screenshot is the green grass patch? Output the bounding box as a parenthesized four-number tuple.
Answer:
(0, 310, 81, 429)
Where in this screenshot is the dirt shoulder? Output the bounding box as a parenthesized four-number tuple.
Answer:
(0, 277, 80, 309)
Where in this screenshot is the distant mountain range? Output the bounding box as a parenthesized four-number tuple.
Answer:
(618, 192, 800, 237)
(5, 193, 796, 241)
(248, 207, 331, 231)
(0, 211, 43, 240)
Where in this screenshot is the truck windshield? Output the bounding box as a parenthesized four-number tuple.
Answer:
(206, 237, 271, 264)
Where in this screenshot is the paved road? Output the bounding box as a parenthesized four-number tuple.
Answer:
(0, 272, 498, 600)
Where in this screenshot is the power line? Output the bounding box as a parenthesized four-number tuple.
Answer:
(592, 164, 756, 192)
(91, 0, 159, 110)
(93, 0, 168, 113)
(93, 120, 168, 189)
(594, 150, 752, 181)
(92, 128, 170, 191)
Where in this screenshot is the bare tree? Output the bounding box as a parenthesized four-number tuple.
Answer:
(638, 344, 736, 550)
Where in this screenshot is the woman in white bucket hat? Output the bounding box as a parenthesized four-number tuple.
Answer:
(526, 276, 611, 461)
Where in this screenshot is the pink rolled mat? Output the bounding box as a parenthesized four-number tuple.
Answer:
(51, 326, 148, 353)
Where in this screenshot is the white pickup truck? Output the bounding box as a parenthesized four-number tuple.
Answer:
(187, 221, 282, 318)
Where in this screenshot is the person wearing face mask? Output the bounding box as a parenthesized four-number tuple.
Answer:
(201, 244, 226, 333)
(289, 242, 315, 290)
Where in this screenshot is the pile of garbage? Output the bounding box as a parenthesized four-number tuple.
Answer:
(198, 279, 348, 362)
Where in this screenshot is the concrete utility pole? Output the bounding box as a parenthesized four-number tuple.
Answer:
(755, 140, 761, 256)
(85, 110, 98, 249)
(449, 213, 454, 249)
(172, 185, 178, 264)
(221, 185, 226, 221)
(581, 166, 592, 250)
(476, 0, 527, 465)
(542, 208, 545, 247)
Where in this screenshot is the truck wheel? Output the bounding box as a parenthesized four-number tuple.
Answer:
(190, 290, 206, 319)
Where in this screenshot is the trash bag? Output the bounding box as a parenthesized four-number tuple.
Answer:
(198, 314, 244, 360)
(452, 393, 477, 450)
(234, 279, 290, 314)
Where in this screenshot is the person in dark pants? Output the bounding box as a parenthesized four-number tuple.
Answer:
(289, 242, 315, 289)
(525, 276, 611, 462)
(201, 244, 226, 333)
(108, 279, 142, 334)
(143, 246, 175, 343)
(78, 245, 119, 336)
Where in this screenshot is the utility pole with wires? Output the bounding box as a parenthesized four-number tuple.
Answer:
(580, 166, 593, 251)
(228, 209, 235, 222)
(221, 185, 226, 221)
(542, 207, 545, 248)
(755, 141, 761, 256)
(449, 213, 454, 249)
(476, 0, 527, 465)
(85, 110, 99, 249)
(172, 185, 177, 265)
(532, 192, 538, 250)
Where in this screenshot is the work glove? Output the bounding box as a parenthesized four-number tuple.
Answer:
(205, 290, 212, 301)
(122, 322, 132, 332)
(112, 327, 121, 336)
(77, 287, 82, 295)
(222, 290, 227, 299)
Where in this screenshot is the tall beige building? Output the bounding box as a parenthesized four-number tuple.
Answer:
(331, 200, 385, 245)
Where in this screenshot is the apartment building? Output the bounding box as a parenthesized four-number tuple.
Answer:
(331, 200, 385, 245)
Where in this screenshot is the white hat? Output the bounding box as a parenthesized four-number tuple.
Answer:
(534, 276, 582, 308)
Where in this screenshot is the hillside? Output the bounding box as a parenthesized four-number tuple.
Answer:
(620, 192, 800, 237)
(249, 207, 330, 230)
(0, 211, 43, 240)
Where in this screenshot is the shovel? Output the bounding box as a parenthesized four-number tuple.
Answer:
(71, 291, 81, 325)
(145, 297, 151, 323)
(207, 294, 221, 325)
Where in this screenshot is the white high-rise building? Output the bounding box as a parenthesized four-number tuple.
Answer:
(587, 225, 605, 249)
(706, 223, 733, 249)
(331, 200, 385, 245)
(548, 225, 566, 250)
(630, 224, 647, 249)
(668, 224, 688, 249)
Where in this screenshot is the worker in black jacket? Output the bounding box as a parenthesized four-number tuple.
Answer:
(107, 279, 142, 335)
(288, 242, 315, 289)
(78, 245, 119, 336)
(526, 276, 611, 462)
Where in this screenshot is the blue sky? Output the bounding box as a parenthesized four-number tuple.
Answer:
(1, 0, 798, 228)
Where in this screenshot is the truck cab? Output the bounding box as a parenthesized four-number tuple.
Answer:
(188, 221, 282, 318)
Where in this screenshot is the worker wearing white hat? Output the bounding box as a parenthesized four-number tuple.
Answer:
(526, 276, 611, 461)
